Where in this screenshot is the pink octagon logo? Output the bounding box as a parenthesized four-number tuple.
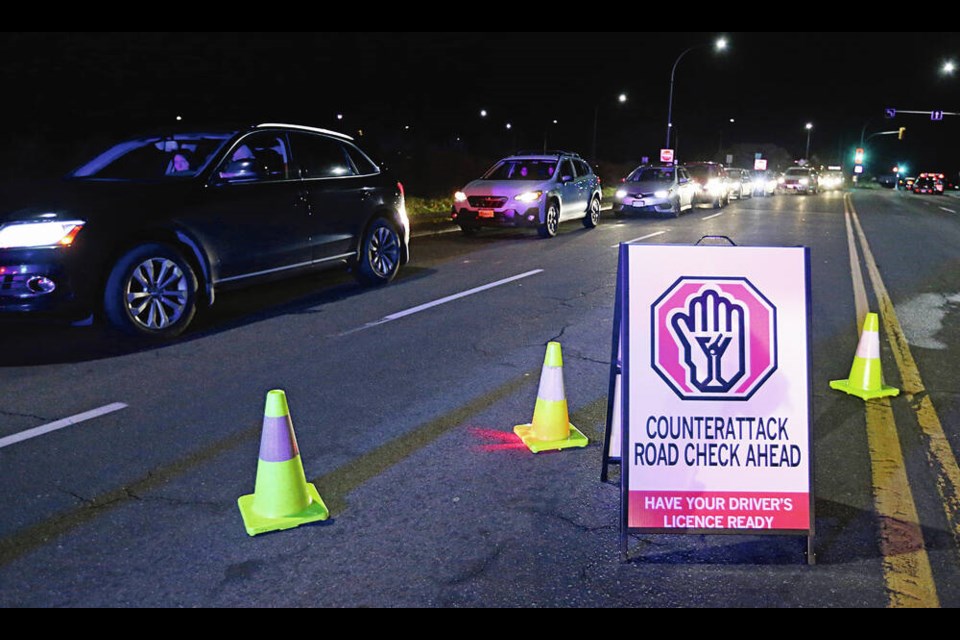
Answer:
(652, 277, 778, 402)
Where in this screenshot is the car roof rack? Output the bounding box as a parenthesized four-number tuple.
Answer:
(512, 150, 582, 159)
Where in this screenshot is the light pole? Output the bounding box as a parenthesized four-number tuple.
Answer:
(805, 123, 814, 163)
(544, 119, 559, 154)
(666, 37, 728, 150)
(592, 93, 628, 162)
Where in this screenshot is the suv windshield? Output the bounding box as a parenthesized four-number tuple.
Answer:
(785, 169, 810, 177)
(687, 166, 717, 181)
(70, 133, 234, 181)
(484, 160, 558, 181)
(627, 168, 675, 183)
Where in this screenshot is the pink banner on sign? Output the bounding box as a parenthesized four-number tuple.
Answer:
(629, 491, 810, 531)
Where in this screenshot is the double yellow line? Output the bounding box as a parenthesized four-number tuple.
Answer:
(845, 194, 960, 608)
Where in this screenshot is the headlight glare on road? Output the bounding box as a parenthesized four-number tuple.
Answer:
(454, 191, 468, 203)
(0, 220, 85, 249)
(515, 191, 543, 203)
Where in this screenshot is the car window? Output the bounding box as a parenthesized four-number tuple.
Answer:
(217, 132, 291, 183)
(344, 144, 379, 176)
(576, 160, 592, 177)
(291, 133, 358, 179)
(558, 160, 575, 180)
(71, 133, 233, 181)
(628, 167, 675, 183)
(484, 160, 557, 181)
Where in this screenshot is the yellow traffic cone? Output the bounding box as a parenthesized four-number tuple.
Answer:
(238, 390, 329, 537)
(514, 343, 589, 454)
(830, 314, 900, 401)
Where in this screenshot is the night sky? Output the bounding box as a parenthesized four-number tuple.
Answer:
(1, 32, 957, 181)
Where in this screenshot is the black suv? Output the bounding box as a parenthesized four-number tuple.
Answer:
(685, 162, 731, 209)
(0, 123, 410, 339)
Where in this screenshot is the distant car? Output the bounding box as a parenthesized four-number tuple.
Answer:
(778, 167, 820, 195)
(899, 176, 917, 191)
(453, 151, 602, 239)
(751, 171, 779, 197)
(725, 168, 754, 200)
(613, 165, 698, 218)
(0, 123, 410, 339)
(819, 171, 845, 192)
(685, 162, 731, 209)
(913, 174, 945, 195)
(876, 175, 898, 189)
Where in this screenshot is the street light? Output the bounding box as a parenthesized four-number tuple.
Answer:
(592, 93, 628, 162)
(480, 109, 489, 118)
(805, 123, 814, 162)
(666, 37, 728, 149)
(544, 119, 559, 153)
(943, 61, 956, 75)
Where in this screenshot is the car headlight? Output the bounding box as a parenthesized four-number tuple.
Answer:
(616, 189, 628, 200)
(778, 177, 786, 185)
(0, 220, 85, 249)
(514, 191, 543, 203)
(800, 178, 810, 186)
(654, 190, 670, 199)
(454, 191, 468, 203)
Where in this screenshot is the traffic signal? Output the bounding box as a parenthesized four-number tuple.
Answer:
(855, 149, 865, 165)
(899, 127, 907, 141)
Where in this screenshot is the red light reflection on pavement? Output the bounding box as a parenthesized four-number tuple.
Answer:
(469, 428, 528, 452)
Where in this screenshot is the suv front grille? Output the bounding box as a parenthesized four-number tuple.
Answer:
(469, 196, 509, 209)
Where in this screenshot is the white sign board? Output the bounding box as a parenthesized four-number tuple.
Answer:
(620, 244, 812, 534)
(754, 159, 769, 172)
(660, 149, 675, 164)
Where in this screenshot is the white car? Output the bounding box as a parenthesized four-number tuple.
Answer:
(613, 165, 698, 218)
(453, 152, 603, 238)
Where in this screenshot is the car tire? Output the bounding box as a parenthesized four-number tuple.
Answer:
(357, 218, 403, 286)
(103, 243, 198, 340)
(539, 201, 561, 239)
(583, 196, 601, 229)
(668, 198, 682, 218)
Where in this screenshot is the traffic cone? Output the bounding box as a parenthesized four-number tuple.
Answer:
(830, 314, 900, 401)
(238, 390, 329, 537)
(514, 343, 589, 454)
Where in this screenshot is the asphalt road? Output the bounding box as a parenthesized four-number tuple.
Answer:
(1, 188, 958, 608)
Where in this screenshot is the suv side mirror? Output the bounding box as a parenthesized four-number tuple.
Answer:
(217, 159, 263, 183)
(559, 175, 574, 184)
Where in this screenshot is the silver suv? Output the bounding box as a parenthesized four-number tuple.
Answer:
(453, 152, 603, 238)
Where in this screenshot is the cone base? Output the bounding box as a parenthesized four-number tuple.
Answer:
(514, 423, 589, 454)
(830, 379, 900, 401)
(238, 483, 329, 537)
